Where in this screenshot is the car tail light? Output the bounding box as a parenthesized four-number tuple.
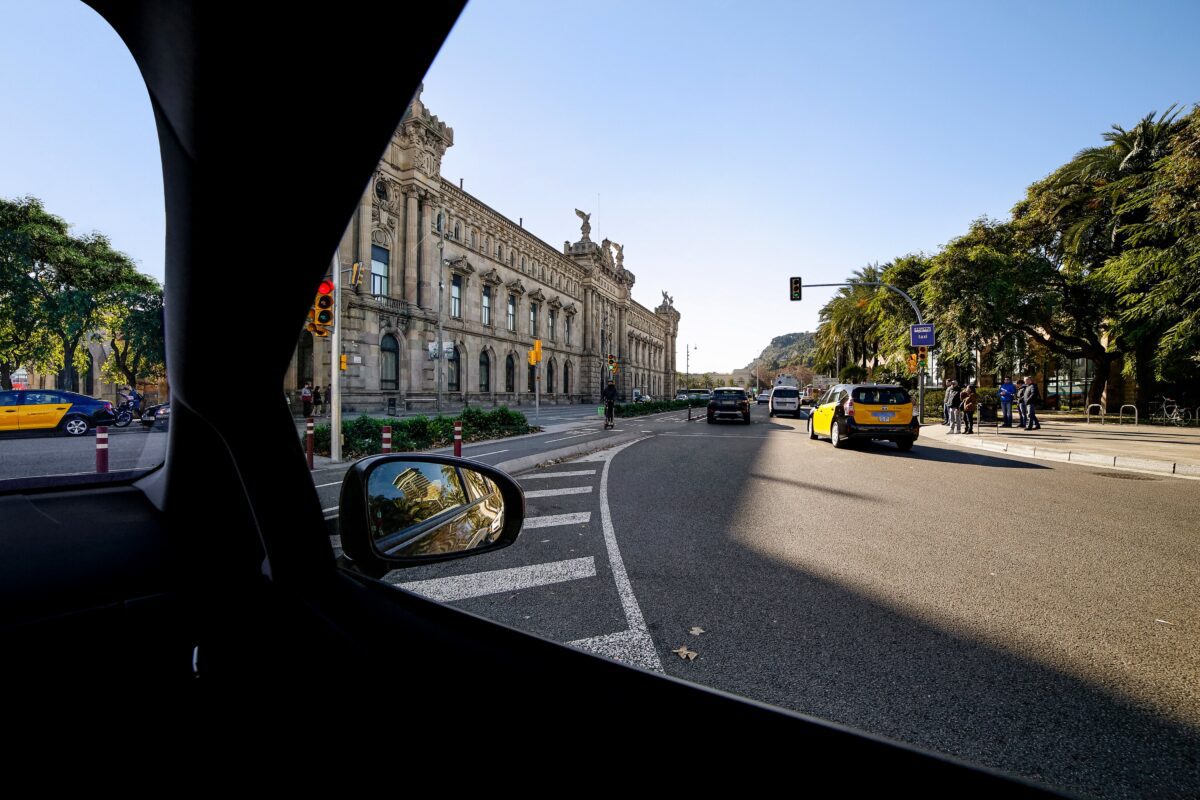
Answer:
(103, 402, 113, 411)
(844, 398, 855, 416)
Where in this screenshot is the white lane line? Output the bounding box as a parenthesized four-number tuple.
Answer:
(520, 470, 597, 479)
(523, 512, 591, 528)
(523, 486, 594, 498)
(544, 433, 592, 444)
(584, 437, 663, 673)
(464, 449, 508, 458)
(396, 556, 596, 602)
(315, 481, 343, 488)
(322, 505, 339, 513)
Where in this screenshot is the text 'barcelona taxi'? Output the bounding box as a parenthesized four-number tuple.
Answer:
(808, 383, 919, 451)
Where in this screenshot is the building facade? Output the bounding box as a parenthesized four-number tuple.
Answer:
(287, 88, 679, 414)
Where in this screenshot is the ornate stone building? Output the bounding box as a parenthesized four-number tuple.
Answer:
(287, 88, 679, 414)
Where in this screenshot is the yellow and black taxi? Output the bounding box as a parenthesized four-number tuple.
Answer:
(0, 389, 116, 436)
(707, 386, 752, 424)
(808, 383, 919, 451)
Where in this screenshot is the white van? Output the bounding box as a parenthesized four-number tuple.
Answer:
(769, 386, 801, 418)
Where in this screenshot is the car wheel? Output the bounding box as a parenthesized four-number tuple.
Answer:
(61, 415, 90, 436)
(896, 438, 914, 452)
(831, 419, 847, 449)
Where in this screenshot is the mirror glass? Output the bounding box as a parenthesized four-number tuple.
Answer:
(367, 461, 506, 559)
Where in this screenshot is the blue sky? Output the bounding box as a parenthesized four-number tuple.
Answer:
(3, 0, 1198, 373)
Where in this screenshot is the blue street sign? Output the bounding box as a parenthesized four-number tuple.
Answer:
(910, 324, 935, 347)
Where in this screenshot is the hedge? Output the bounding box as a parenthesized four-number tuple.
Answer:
(613, 398, 708, 418)
(311, 407, 534, 458)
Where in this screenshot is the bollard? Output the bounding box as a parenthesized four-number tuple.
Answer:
(382, 425, 392, 454)
(306, 417, 314, 471)
(454, 419, 462, 457)
(96, 426, 109, 473)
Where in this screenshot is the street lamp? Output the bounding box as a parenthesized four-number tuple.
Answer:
(685, 343, 697, 420)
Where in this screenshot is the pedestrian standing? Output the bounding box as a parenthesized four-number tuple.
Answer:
(999, 377, 1017, 428)
(1021, 377, 1042, 430)
(325, 383, 333, 416)
(946, 381, 962, 434)
(942, 379, 953, 425)
(961, 384, 977, 434)
(301, 381, 313, 418)
(1017, 376, 1029, 429)
(313, 385, 323, 416)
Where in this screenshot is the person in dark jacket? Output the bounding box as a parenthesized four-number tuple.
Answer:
(961, 385, 977, 434)
(946, 381, 962, 434)
(1021, 377, 1041, 430)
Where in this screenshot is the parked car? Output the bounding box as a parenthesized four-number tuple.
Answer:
(0, 389, 115, 436)
(756, 390, 771, 404)
(706, 387, 751, 424)
(808, 384, 919, 451)
(140, 402, 170, 431)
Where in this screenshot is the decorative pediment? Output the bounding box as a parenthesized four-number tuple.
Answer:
(563, 303, 578, 315)
(528, 288, 546, 303)
(547, 295, 563, 310)
(447, 257, 475, 278)
(506, 278, 527, 295)
(480, 268, 504, 286)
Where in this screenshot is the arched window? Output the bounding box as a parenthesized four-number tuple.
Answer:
(505, 354, 515, 392)
(521, 256, 526, 271)
(479, 351, 490, 392)
(471, 230, 477, 248)
(436, 212, 444, 232)
(381, 334, 399, 391)
(564, 362, 571, 395)
(454, 222, 461, 240)
(547, 359, 556, 393)
(447, 345, 460, 391)
(497, 244, 503, 260)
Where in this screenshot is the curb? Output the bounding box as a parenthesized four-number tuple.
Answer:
(925, 428, 1195, 477)
(494, 431, 645, 475)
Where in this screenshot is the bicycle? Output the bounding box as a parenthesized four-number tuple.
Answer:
(1150, 396, 1193, 426)
(603, 400, 615, 429)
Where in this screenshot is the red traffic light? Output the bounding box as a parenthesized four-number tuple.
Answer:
(317, 279, 334, 295)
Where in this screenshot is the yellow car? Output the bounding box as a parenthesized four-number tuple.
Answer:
(808, 383, 919, 451)
(0, 389, 117, 436)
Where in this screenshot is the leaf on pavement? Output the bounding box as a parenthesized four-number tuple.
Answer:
(672, 646, 697, 661)
(689, 627, 705, 636)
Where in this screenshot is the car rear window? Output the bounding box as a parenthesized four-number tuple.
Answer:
(713, 390, 742, 399)
(773, 388, 798, 398)
(853, 387, 911, 404)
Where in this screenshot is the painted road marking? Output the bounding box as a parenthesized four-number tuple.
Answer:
(396, 556, 596, 603)
(520, 469, 597, 479)
(315, 481, 343, 488)
(545, 433, 592, 444)
(523, 512, 592, 528)
(465, 449, 508, 458)
(524, 486, 594, 498)
(322, 505, 339, 513)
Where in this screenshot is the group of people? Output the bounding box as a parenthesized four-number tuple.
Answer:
(299, 381, 332, 418)
(941, 376, 1042, 433)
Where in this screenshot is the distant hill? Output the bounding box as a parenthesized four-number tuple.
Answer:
(746, 331, 817, 372)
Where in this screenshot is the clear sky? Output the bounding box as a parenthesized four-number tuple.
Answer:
(3, 0, 1198, 373)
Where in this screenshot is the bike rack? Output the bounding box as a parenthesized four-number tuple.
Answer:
(1086, 403, 1103, 424)
(1119, 404, 1138, 425)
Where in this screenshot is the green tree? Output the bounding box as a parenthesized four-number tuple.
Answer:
(100, 275, 166, 389)
(0, 197, 66, 389)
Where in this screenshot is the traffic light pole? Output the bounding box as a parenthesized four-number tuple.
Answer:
(436, 222, 445, 414)
(330, 247, 342, 462)
(803, 281, 926, 424)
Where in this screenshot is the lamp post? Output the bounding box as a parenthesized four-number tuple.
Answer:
(436, 210, 446, 413)
(685, 343, 697, 420)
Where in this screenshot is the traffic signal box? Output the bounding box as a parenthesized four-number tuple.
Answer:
(308, 279, 334, 337)
(790, 276, 802, 301)
(529, 339, 543, 366)
(917, 346, 928, 370)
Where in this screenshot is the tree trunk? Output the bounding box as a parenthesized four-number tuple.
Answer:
(1086, 354, 1113, 407)
(1134, 340, 1156, 414)
(0, 361, 12, 391)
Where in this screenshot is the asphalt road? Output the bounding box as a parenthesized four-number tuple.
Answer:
(363, 405, 1199, 799)
(0, 427, 167, 479)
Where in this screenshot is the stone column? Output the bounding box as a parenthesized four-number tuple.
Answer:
(404, 188, 419, 305)
(419, 193, 435, 310)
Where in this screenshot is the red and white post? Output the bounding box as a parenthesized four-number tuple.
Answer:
(382, 425, 392, 454)
(306, 417, 314, 471)
(95, 426, 109, 473)
(454, 419, 462, 457)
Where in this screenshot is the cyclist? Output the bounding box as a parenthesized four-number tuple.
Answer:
(602, 379, 618, 427)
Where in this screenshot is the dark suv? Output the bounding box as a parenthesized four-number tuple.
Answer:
(707, 387, 751, 424)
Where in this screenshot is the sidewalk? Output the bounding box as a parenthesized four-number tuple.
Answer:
(920, 417, 1200, 477)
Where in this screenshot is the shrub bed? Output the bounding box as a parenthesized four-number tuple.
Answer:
(613, 398, 708, 418)
(312, 407, 535, 459)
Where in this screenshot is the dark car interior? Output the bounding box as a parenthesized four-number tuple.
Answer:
(0, 2, 1063, 787)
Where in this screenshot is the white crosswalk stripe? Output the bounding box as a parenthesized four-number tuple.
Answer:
(395, 556, 596, 602)
(523, 511, 592, 528)
(523, 486, 594, 498)
(519, 470, 597, 479)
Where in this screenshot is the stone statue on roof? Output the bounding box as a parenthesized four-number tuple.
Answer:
(574, 208, 592, 241)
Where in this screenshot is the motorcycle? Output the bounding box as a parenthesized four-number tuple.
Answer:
(111, 399, 143, 428)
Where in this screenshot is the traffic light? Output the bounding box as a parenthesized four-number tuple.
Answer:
(533, 339, 542, 363)
(790, 276, 802, 301)
(308, 279, 334, 337)
(528, 349, 536, 366)
(606, 353, 615, 370)
(340, 354, 347, 371)
(917, 346, 928, 370)
(350, 261, 363, 288)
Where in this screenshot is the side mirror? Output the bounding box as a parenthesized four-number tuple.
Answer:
(338, 454, 525, 579)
